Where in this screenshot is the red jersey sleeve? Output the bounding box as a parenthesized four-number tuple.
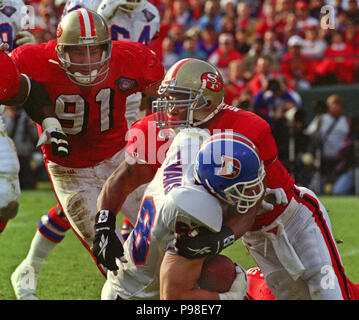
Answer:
(0, 51, 19, 101)
(126, 115, 172, 171)
(112, 41, 164, 94)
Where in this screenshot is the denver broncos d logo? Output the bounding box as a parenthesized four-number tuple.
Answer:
(201, 72, 223, 92)
(216, 155, 241, 179)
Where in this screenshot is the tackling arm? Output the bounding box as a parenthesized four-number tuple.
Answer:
(97, 159, 156, 214)
(160, 252, 219, 300)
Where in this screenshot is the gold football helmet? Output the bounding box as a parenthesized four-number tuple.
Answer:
(152, 58, 224, 129)
(56, 9, 112, 86)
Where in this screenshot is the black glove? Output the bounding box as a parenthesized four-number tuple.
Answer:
(92, 210, 124, 271)
(50, 130, 72, 158)
(174, 225, 235, 259)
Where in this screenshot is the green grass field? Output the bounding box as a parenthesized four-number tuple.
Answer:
(1, 183, 359, 300)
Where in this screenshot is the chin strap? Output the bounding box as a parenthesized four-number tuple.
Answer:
(193, 100, 225, 127)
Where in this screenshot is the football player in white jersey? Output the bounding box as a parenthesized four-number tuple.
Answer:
(0, 0, 36, 51)
(0, 0, 45, 236)
(98, 128, 264, 300)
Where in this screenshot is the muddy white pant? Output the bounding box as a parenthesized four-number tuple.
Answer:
(46, 148, 146, 248)
(242, 186, 351, 300)
(0, 132, 20, 221)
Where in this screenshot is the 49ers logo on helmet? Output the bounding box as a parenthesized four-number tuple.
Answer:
(201, 72, 223, 92)
(216, 155, 241, 179)
(56, 23, 63, 38)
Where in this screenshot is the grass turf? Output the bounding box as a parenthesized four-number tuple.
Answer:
(1, 183, 358, 300)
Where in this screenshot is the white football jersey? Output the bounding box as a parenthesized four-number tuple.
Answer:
(63, 0, 160, 45)
(106, 128, 224, 300)
(0, 0, 27, 51)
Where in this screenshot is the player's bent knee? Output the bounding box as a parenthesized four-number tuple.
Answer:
(65, 190, 96, 245)
(0, 178, 20, 220)
(0, 200, 19, 220)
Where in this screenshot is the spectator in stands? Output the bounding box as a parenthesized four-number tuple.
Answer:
(295, 0, 320, 34)
(305, 94, 350, 193)
(188, 0, 205, 22)
(223, 59, 248, 106)
(332, 114, 359, 195)
(301, 25, 327, 60)
(196, 0, 223, 34)
(197, 23, 218, 58)
(220, 0, 238, 19)
(178, 33, 207, 60)
(262, 30, 284, 71)
(168, 22, 185, 55)
(256, 4, 285, 39)
(172, 0, 195, 30)
(346, 0, 359, 25)
(253, 76, 302, 125)
(235, 2, 258, 41)
(220, 14, 236, 36)
(280, 11, 299, 45)
(241, 36, 264, 81)
(207, 32, 243, 82)
(309, 0, 326, 20)
(234, 27, 251, 55)
(315, 30, 356, 84)
(161, 37, 180, 71)
(281, 35, 314, 90)
(249, 55, 281, 96)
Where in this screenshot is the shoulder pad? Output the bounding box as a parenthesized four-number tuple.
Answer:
(168, 185, 223, 232)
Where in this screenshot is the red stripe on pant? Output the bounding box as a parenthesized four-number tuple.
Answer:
(0, 220, 8, 233)
(45, 162, 107, 278)
(293, 187, 351, 300)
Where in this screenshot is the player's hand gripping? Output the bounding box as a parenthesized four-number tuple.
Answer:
(261, 187, 288, 212)
(219, 264, 248, 300)
(92, 210, 126, 272)
(15, 31, 36, 46)
(37, 117, 71, 158)
(174, 226, 235, 259)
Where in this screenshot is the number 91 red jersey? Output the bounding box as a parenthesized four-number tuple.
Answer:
(10, 39, 164, 168)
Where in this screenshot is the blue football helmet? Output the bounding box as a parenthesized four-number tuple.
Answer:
(194, 132, 265, 214)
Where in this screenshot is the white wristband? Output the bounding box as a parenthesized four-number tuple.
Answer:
(42, 117, 62, 131)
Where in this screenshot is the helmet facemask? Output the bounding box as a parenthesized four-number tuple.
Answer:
(222, 164, 265, 214)
(152, 79, 212, 129)
(194, 133, 266, 215)
(56, 41, 112, 86)
(56, 9, 112, 86)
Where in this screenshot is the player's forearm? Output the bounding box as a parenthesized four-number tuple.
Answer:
(97, 160, 155, 214)
(160, 252, 220, 300)
(21, 77, 57, 124)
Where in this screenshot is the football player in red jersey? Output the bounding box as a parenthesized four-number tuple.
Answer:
(97, 58, 359, 300)
(10, 8, 164, 300)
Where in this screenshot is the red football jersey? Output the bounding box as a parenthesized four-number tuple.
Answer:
(127, 105, 295, 229)
(11, 40, 164, 168)
(0, 51, 20, 101)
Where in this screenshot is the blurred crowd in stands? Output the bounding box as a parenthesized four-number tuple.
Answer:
(3, 0, 359, 195)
